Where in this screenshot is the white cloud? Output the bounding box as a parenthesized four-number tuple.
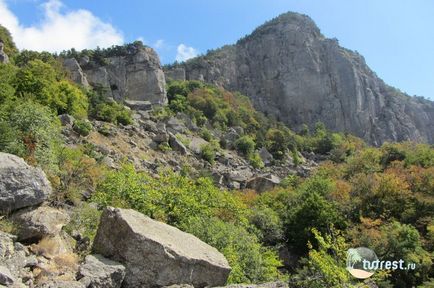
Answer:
(176, 43, 197, 62)
(154, 39, 165, 49)
(0, 0, 124, 52)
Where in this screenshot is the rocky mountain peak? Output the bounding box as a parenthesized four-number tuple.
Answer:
(239, 12, 322, 45)
(166, 11, 434, 145)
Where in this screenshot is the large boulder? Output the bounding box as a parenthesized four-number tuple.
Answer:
(78, 254, 125, 288)
(246, 174, 281, 193)
(11, 206, 70, 242)
(0, 153, 52, 213)
(93, 207, 231, 288)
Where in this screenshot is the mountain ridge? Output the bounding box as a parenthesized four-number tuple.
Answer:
(165, 11, 434, 145)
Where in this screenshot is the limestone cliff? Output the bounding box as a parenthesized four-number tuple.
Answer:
(64, 44, 167, 105)
(166, 12, 434, 145)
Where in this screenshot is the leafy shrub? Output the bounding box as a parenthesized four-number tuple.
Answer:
(0, 100, 61, 171)
(249, 152, 264, 169)
(73, 119, 93, 137)
(200, 143, 218, 164)
(200, 128, 213, 141)
(235, 135, 255, 156)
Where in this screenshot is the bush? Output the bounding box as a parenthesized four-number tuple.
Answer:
(0, 100, 61, 171)
(200, 128, 213, 141)
(200, 143, 217, 164)
(73, 119, 93, 137)
(249, 152, 264, 169)
(235, 135, 255, 156)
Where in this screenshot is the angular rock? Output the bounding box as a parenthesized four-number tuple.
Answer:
(38, 280, 85, 288)
(168, 133, 189, 155)
(11, 206, 70, 242)
(124, 100, 152, 111)
(0, 153, 52, 213)
(78, 254, 125, 288)
(153, 132, 169, 144)
(93, 207, 231, 288)
(0, 231, 15, 259)
(63, 58, 89, 87)
(258, 148, 273, 166)
(0, 266, 14, 286)
(246, 174, 281, 193)
(166, 117, 187, 134)
(58, 114, 75, 127)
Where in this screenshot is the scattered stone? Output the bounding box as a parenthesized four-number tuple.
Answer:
(168, 133, 189, 155)
(153, 132, 169, 144)
(93, 207, 231, 288)
(259, 148, 273, 166)
(166, 117, 187, 134)
(0, 231, 15, 259)
(78, 254, 125, 288)
(0, 266, 14, 286)
(0, 153, 52, 213)
(124, 100, 152, 111)
(246, 174, 281, 193)
(38, 280, 85, 288)
(58, 114, 75, 127)
(11, 206, 70, 242)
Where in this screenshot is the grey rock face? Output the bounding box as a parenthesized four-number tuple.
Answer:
(0, 42, 9, 64)
(0, 153, 52, 213)
(11, 206, 70, 242)
(78, 254, 125, 288)
(93, 207, 231, 288)
(64, 45, 167, 105)
(63, 58, 89, 87)
(170, 12, 434, 145)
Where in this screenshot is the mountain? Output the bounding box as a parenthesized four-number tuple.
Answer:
(165, 12, 434, 145)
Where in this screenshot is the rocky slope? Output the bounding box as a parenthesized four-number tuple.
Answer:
(165, 12, 434, 145)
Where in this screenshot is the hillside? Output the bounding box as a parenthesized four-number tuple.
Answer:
(0, 15, 434, 288)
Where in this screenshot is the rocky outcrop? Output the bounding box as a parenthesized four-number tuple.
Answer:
(0, 41, 9, 64)
(246, 174, 281, 193)
(93, 207, 231, 288)
(78, 254, 125, 288)
(167, 12, 434, 145)
(63, 58, 89, 87)
(0, 153, 52, 213)
(63, 43, 167, 105)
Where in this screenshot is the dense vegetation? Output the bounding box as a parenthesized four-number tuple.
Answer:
(0, 28, 433, 287)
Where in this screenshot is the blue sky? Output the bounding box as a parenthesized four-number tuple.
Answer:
(1, 0, 433, 100)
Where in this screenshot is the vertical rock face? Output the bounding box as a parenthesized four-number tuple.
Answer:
(168, 12, 434, 145)
(64, 45, 167, 105)
(93, 207, 231, 288)
(0, 41, 9, 64)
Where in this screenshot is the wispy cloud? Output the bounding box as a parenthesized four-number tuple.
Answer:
(0, 0, 124, 52)
(175, 43, 198, 62)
